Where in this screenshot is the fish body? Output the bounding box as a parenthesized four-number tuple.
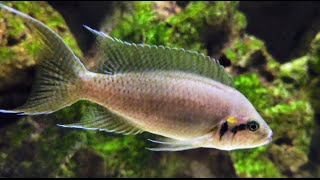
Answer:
(82, 71, 231, 139)
(0, 3, 273, 151)
(82, 71, 247, 139)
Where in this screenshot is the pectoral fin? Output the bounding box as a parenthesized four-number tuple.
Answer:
(146, 134, 212, 152)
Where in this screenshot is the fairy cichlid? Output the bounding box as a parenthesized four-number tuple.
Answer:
(0, 3, 273, 151)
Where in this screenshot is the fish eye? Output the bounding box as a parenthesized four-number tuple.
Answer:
(247, 120, 259, 131)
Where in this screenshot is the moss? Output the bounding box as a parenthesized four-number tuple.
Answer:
(231, 65, 314, 177)
(0, 1, 83, 94)
(2, 116, 93, 177)
(226, 20, 314, 177)
(10, 1, 82, 56)
(111, 1, 245, 54)
(308, 32, 320, 116)
(232, 146, 281, 178)
(234, 73, 273, 109)
(0, 1, 82, 67)
(0, 48, 15, 63)
(279, 56, 309, 86)
(87, 134, 152, 177)
(0, 1, 86, 177)
(224, 35, 265, 67)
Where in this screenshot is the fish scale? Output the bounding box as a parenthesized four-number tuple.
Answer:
(80, 71, 235, 139)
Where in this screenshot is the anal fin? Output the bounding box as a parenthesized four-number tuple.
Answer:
(57, 104, 144, 135)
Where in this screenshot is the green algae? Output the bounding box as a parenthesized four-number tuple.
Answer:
(0, 1, 85, 177)
(232, 146, 281, 178)
(224, 35, 265, 67)
(308, 32, 320, 117)
(0, 1, 82, 64)
(230, 48, 314, 177)
(110, 1, 245, 54)
(231, 72, 314, 177)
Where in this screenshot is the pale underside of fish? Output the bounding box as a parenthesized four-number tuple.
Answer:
(0, 3, 273, 151)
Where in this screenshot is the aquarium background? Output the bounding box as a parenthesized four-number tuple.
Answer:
(0, 1, 319, 177)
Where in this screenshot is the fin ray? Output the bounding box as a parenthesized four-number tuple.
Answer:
(146, 145, 199, 152)
(146, 134, 212, 152)
(57, 104, 144, 135)
(84, 26, 234, 87)
(0, 3, 87, 115)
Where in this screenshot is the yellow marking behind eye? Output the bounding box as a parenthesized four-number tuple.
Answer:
(227, 116, 238, 124)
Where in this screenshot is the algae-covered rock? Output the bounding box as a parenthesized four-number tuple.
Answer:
(0, 1, 86, 177)
(227, 34, 314, 178)
(106, 1, 246, 56)
(303, 32, 320, 177)
(308, 32, 320, 113)
(0, 1, 82, 108)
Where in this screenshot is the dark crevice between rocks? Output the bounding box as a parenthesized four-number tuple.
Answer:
(176, 1, 189, 9)
(218, 54, 232, 67)
(48, 1, 115, 56)
(233, 66, 249, 75)
(204, 20, 234, 61)
(71, 148, 107, 177)
(282, 169, 294, 178)
(0, 67, 35, 128)
(249, 50, 275, 82)
(274, 137, 293, 146)
(205, 28, 232, 60)
(7, 35, 21, 46)
(259, 68, 275, 82)
(239, 1, 320, 63)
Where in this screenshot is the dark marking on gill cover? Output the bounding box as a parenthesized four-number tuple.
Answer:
(219, 121, 228, 140)
(231, 124, 247, 135)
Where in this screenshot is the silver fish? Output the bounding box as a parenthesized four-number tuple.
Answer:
(0, 4, 273, 151)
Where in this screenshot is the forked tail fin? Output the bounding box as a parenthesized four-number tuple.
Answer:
(0, 3, 87, 115)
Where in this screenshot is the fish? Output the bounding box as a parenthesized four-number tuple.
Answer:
(0, 3, 273, 151)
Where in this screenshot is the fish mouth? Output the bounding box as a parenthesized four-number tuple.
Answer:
(259, 129, 273, 147)
(257, 135, 273, 148)
(266, 129, 273, 143)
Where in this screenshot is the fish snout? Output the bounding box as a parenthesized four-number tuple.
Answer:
(267, 130, 273, 142)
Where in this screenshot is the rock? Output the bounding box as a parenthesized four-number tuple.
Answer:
(71, 148, 106, 177)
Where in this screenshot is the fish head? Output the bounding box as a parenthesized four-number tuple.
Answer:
(230, 115, 272, 150)
(208, 112, 273, 151)
(208, 90, 274, 151)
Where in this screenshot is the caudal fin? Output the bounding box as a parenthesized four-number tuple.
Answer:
(0, 3, 87, 115)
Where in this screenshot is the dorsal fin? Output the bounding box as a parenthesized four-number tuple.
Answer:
(57, 104, 144, 135)
(84, 26, 234, 87)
